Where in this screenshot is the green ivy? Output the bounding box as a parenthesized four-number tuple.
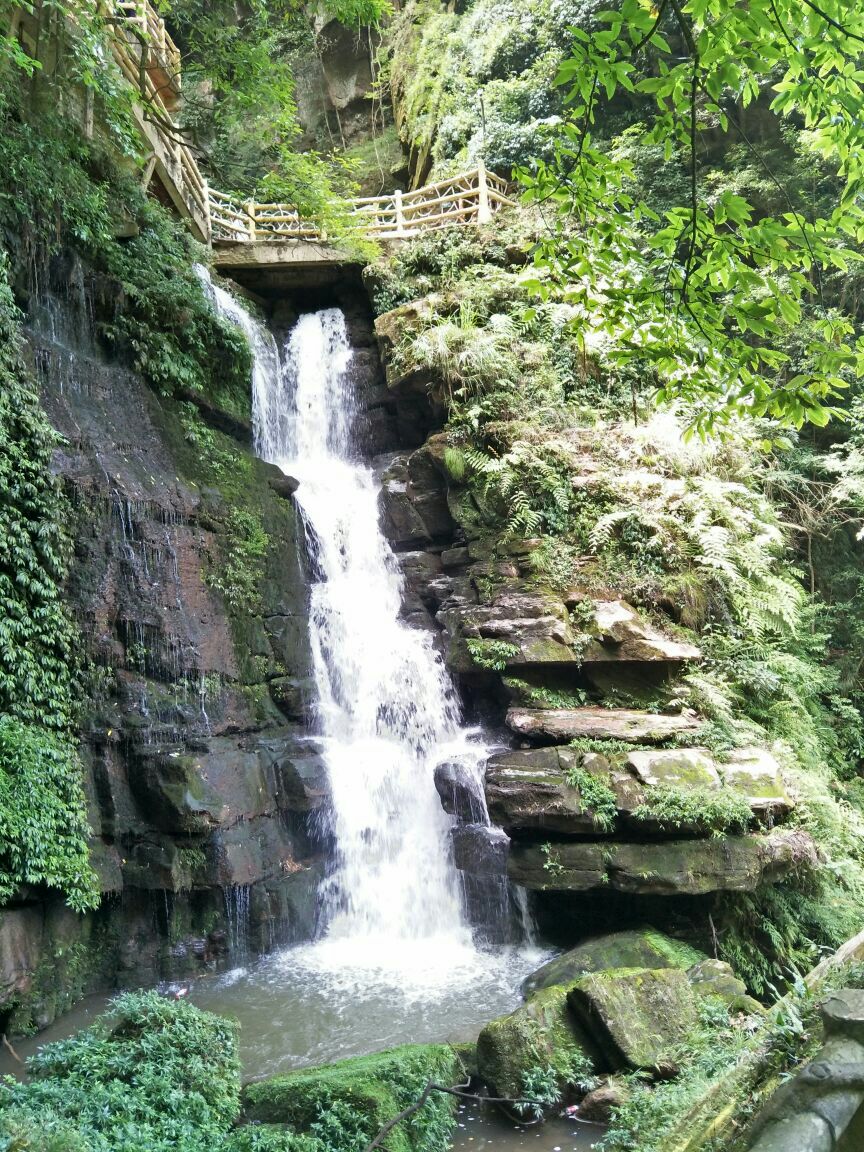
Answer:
(0, 992, 241, 1151)
(0, 265, 78, 730)
(0, 718, 97, 912)
(0, 258, 97, 911)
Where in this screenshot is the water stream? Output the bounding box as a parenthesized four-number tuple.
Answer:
(179, 281, 547, 1071)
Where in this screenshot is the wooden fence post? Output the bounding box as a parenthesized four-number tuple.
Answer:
(202, 178, 212, 245)
(477, 158, 491, 224)
(244, 200, 256, 241)
(394, 189, 405, 237)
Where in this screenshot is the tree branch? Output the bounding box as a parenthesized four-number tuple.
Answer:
(799, 0, 864, 46)
(362, 1081, 550, 1152)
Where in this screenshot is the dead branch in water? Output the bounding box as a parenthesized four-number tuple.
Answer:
(363, 1080, 548, 1151)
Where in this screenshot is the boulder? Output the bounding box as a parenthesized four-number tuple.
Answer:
(485, 748, 600, 835)
(506, 707, 703, 745)
(687, 959, 763, 1015)
(434, 760, 485, 822)
(625, 747, 720, 790)
(243, 1043, 461, 1149)
(438, 590, 581, 674)
(476, 985, 595, 1100)
(577, 1080, 630, 1123)
(268, 676, 316, 724)
(568, 967, 698, 1071)
(524, 928, 706, 994)
(583, 600, 702, 663)
(374, 297, 441, 388)
(379, 454, 453, 549)
(508, 830, 817, 894)
(273, 747, 329, 813)
(718, 747, 794, 817)
(451, 824, 509, 876)
(268, 473, 299, 499)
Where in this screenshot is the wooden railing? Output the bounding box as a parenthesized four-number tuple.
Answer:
(103, 0, 517, 249)
(209, 162, 518, 244)
(113, 0, 181, 94)
(107, 0, 210, 241)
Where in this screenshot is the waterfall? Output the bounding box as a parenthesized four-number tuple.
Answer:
(197, 270, 542, 994)
(259, 308, 483, 955)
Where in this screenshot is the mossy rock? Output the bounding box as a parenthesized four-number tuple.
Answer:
(568, 967, 698, 1072)
(524, 928, 706, 994)
(687, 959, 764, 1016)
(475, 985, 595, 1101)
(242, 1043, 462, 1152)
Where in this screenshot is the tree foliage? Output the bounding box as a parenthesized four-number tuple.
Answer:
(523, 0, 864, 432)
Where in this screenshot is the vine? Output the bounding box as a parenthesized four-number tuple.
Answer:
(0, 259, 97, 910)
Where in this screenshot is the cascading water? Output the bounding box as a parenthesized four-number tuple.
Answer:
(258, 308, 482, 958)
(191, 276, 546, 1076)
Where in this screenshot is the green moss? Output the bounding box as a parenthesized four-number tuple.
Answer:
(243, 1045, 461, 1152)
(524, 928, 706, 994)
(476, 985, 594, 1107)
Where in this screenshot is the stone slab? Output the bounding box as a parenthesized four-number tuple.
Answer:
(506, 706, 703, 745)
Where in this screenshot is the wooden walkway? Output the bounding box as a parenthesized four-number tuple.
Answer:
(208, 163, 516, 244)
(108, 0, 516, 248)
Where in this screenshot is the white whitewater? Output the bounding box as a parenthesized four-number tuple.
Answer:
(197, 274, 545, 1025)
(258, 309, 482, 961)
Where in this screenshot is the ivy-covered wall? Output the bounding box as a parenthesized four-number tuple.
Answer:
(0, 21, 332, 1030)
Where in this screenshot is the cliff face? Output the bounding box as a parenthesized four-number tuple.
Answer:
(0, 254, 329, 1032)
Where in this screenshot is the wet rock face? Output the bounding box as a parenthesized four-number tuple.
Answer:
(2, 263, 331, 1026)
(507, 829, 817, 896)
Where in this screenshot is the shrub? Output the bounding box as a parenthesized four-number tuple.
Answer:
(0, 993, 241, 1152)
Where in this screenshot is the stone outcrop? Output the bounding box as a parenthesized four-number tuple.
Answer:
(507, 829, 817, 895)
(505, 706, 703, 745)
(687, 959, 763, 1015)
(483, 744, 794, 845)
(437, 591, 702, 677)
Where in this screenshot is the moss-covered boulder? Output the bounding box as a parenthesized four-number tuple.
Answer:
(475, 985, 595, 1101)
(568, 967, 698, 1072)
(687, 959, 763, 1015)
(242, 1043, 462, 1152)
(524, 928, 706, 994)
